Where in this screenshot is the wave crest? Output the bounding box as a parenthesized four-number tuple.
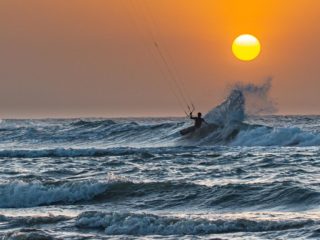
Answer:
(0, 179, 110, 208)
(76, 211, 314, 235)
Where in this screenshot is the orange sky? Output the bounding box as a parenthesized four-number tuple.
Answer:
(0, 0, 319, 117)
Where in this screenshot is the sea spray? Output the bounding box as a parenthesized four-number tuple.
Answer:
(204, 78, 276, 126)
(204, 89, 245, 126)
(233, 77, 277, 115)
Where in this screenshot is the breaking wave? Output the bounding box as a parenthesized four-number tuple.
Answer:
(75, 211, 315, 235)
(0, 211, 317, 237)
(1, 178, 319, 210)
(0, 179, 110, 208)
(231, 126, 320, 146)
(184, 81, 320, 146)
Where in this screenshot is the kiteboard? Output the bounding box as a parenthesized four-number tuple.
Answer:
(180, 126, 196, 136)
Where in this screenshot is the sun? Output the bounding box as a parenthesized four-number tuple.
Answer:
(232, 34, 261, 61)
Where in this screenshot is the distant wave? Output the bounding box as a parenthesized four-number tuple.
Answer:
(2, 229, 54, 240)
(76, 211, 315, 235)
(71, 119, 116, 127)
(0, 146, 204, 158)
(0, 118, 181, 147)
(0, 147, 152, 158)
(0, 214, 70, 226)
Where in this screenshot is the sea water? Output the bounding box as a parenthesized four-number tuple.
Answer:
(0, 92, 320, 239)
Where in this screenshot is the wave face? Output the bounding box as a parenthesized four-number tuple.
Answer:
(0, 179, 111, 208)
(2, 178, 319, 209)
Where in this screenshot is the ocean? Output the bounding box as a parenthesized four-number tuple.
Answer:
(0, 91, 320, 239)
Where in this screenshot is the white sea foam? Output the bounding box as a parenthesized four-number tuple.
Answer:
(76, 211, 313, 235)
(0, 179, 110, 208)
(204, 89, 245, 126)
(231, 126, 320, 146)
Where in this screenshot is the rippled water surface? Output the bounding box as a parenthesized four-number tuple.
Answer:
(0, 115, 320, 239)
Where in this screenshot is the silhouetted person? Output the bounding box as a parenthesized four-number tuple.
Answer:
(190, 112, 207, 129)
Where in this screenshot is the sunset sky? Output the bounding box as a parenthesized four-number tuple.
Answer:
(0, 0, 319, 118)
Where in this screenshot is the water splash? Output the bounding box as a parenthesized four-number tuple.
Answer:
(204, 89, 245, 126)
(204, 78, 276, 126)
(233, 77, 277, 115)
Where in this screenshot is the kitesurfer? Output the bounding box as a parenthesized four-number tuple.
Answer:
(180, 112, 210, 136)
(190, 112, 207, 129)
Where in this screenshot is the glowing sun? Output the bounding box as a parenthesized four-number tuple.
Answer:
(232, 34, 261, 61)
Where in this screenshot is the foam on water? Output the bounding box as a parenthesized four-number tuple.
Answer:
(0, 211, 318, 238)
(75, 211, 315, 235)
(0, 179, 110, 208)
(232, 126, 320, 146)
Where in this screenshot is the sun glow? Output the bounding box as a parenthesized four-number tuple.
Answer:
(232, 34, 261, 61)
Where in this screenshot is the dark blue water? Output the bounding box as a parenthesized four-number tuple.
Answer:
(0, 90, 320, 239)
(0, 115, 319, 240)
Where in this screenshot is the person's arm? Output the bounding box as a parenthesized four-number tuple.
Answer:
(190, 113, 196, 120)
(202, 118, 209, 125)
